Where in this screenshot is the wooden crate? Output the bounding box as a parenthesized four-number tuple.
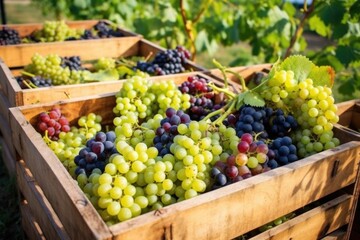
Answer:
(205, 64, 272, 89)
(335, 99, 360, 141)
(0, 37, 205, 107)
(0, 20, 141, 68)
(8, 71, 360, 239)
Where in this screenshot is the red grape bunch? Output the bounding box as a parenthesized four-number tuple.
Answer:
(37, 108, 70, 140)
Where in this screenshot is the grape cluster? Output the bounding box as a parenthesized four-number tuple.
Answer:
(113, 76, 191, 120)
(179, 75, 224, 121)
(234, 106, 269, 139)
(61, 56, 83, 71)
(16, 75, 52, 89)
(210, 133, 272, 189)
(29, 21, 83, 42)
(93, 21, 124, 38)
(37, 108, 70, 141)
(0, 27, 21, 45)
(268, 136, 298, 168)
(153, 108, 191, 156)
(24, 53, 89, 85)
(94, 57, 116, 71)
(135, 46, 191, 76)
(260, 70, 340, 156)
(74, 131, 117, 176)
(266, 109, 298, 138)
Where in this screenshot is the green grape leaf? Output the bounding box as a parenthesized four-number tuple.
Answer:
(243, 91, 265, 107)
(235, 92, 247, 110)
(279, 55, 314, 82)
(308, 66, 335, 87)
(308, 15, 328, 37)
(83, 69, 119, 82)
(117, 65, 135, 78)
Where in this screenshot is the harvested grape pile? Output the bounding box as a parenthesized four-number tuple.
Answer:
(33, 56, 339, 225)
(16, 46, 191, 88)
(0, 20, 124, 46)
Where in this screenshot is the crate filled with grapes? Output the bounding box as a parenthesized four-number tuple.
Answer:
(9, 56, 360, 239)
(335, 99, 360, 141)
(0, 20, 142, 68)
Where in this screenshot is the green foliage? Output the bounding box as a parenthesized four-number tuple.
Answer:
(31, 0, 360, 99)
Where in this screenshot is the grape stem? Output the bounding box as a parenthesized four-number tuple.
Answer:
(21, 71, 35, 78)
(213, 99, 236, 126)
(212, 59, 229, 89)
(43, 130, 53, 145)
(208, 82, 235, 99)
(225, 69, 248, 91)
(22, 80, 34, 89)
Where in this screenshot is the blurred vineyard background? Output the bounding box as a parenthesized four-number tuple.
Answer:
(0, 0, 359, 239)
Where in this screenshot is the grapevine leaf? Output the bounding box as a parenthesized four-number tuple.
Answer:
(235, 92, 247, 110)
(308, 66, 335, 87)
(83, 69, 119, 82)
(243, 91, 265, 107)
(279, 55, 314, 82)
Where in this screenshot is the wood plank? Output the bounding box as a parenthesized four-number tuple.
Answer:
(20, 200, 46, 240)
(249, 194, 352, 240)
(1, 37, 142, 68)
(10, 110, 113, 240)
(17, 160, 70, 240)
(322, 230, 347, 240)
(1, 20, 138, 38)
(0, 136, 16, 176)
(0, 58, 22, 106)
(345, 154, 360, 240)
(108, 141, 360, 239)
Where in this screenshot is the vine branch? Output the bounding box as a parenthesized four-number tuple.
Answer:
(179, 0, 212, 60)
(283, 0, 316, 59)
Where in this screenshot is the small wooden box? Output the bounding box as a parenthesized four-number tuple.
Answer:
(8, 72, 360, 239)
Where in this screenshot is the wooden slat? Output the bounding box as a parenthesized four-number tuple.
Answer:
(108, 141, 360, 239)
(322, 230, 347, 240)
(249, 194, 352, 240)
(1, 20, 138, 38)
(1, 36, 142, 68)
(0, 136, 16, 176)
(20, 200, 46, 240)
(0, 59, 21, 107)
(17, 160, 70, 240)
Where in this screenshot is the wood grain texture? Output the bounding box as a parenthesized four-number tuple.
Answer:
(20, 200, 47, 240)
(321, 230, 347, 240)
(17, 160, 70, 240)
(0, 136, 16, 176)
(249, 194, 352, 240)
